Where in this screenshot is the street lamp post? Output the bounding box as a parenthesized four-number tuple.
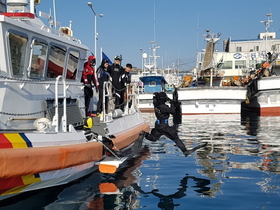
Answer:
(87, 2, 103, 64)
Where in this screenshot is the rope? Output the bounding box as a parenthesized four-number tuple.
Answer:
(111, 84, 126, 92)
(0, 75, 53, 82)
(0, 105, 56, 116)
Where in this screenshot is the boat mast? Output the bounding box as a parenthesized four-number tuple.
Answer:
(260, 13, 273, 60)
(202, 30, 221, 87)
(150, 41, 160, 73)
(150, 3, 160, 74)
(52, 0, 57, 29)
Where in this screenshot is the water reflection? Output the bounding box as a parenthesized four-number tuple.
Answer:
(138, 175, 210, 210)
(1, 113, 280, 209)
(182, 113, 280, 199)
(46, 146, 152, 209)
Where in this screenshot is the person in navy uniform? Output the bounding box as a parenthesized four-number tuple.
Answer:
(96, 59, 110, 114)
(142, 92, 207, 156)
(107, 56, 124, 110)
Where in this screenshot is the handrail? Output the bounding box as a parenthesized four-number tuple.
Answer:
(52, 76, 67, 132)
(100, 81, 113, 122)
(100, 81, 139, 122)
(40, 25, 82, 44)
(124, 82, 138, 115)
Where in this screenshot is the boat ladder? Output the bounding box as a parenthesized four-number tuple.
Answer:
(52, 76, 67, 132)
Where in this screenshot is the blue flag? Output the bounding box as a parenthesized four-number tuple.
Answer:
(102, 52, 113, 65)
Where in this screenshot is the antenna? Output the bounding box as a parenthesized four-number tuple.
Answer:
(39, 11, 51, 19)
(52, 0, 57, 28)
(196, 11, 200, 54)
(153, 2, 156, 43)
(260, 13, 273, 32)
(39, 11, 52, 27)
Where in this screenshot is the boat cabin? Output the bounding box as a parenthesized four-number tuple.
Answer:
(139, 73, 167, 93)
(0, 1, 89, 131)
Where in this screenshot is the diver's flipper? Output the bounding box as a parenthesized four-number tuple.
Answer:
(184, 142, 208, 157)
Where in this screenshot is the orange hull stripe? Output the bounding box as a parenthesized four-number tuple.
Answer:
(0, 142, 103, 179)
(112, 123, 150, 150)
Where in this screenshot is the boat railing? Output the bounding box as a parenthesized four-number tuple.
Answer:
(52, 75, 67, 132)
(99, 81, 114, 122)
(124, 82, 138, 115)
(40, 25, 81, 44)
(100, 82, 139, 122)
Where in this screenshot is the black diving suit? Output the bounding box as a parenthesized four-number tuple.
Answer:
(144, 92, 207, 157)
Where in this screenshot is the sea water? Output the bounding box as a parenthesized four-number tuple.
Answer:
(1, 113, 280, 210)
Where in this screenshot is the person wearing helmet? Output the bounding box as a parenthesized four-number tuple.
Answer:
(96, 59, 110, 115)
(81, 55, 98, 115)
(107, 56, 124, 110)
(141, 92, 207, 157)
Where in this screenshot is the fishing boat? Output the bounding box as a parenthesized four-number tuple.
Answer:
(240, 14, 280, 116)
(0, 0, 149, 201)
(138, 32, 247, 115)
(175, 31, 247, 115)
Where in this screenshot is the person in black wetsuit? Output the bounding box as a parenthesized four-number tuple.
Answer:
(142, 92, 207, 157)
(107, 56, 125, 110)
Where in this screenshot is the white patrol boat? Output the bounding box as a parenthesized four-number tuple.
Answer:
(0, 0, 149, 201)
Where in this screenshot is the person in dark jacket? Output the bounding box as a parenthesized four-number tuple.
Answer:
(96, 59, 110, 114)
(107, 56, 124, 110)
(121, 63, 132, 86)
(81, 55, 98, 115)
(121, 63, 132, 110)
(142, 92, 207, 157)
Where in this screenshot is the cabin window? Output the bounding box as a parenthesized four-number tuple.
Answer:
(8, 32, 28, 76)
(221, 61, 232, 69)
(236, 46, 242, 52)
(271, 44, 280, 51)
(249, 60, 256, 69)
(149, 81, 156, 86)
(47, 45, 66, 78)
(66, 50, 79, 80)
(29, 39, 48, 78)
(254, 46, 259, 51)
(235, 60, 246, 69)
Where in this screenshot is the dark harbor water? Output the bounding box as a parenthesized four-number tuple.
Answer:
(1, 113, 280, 210)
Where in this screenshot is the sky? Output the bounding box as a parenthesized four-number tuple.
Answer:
(36, 0, 280, 71)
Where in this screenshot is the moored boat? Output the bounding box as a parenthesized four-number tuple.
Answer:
(240, 15, 280, 116)
(0, 0, 149, 201)
(138, 31, 247, 115)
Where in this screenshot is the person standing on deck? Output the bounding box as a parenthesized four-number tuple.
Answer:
(81, 55, 98, 115)
(96, 59, 110, 115)
(141, 92, 207, 156)
(121, 63, 132, 111)
(107, 56, 124, 110)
